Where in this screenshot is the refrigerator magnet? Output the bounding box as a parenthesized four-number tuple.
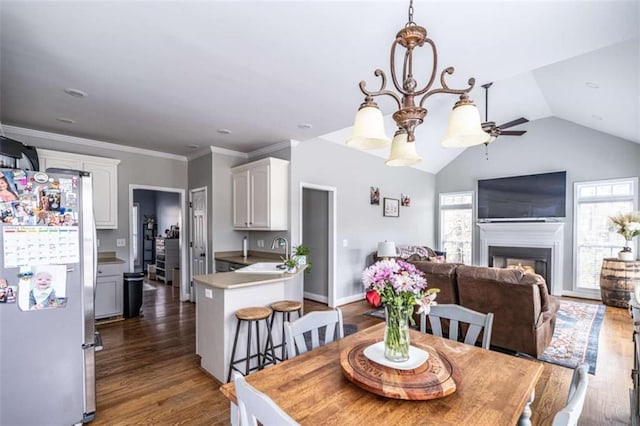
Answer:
(18, 265, 67, 311)
(33, 172, 48, 184)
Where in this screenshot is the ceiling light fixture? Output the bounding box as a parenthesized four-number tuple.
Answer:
(56, 117, 75, 124)
(297, 123, 313, 129)
(346, 0, 488, 166)
(217, 129, 232, 135)
(585, 82, 599, 89)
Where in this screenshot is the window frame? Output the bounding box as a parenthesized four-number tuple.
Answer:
(439, 191, 474, 264)
(572, 177, 638, 299)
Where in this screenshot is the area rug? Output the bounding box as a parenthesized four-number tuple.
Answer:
(364, 300, 605, 374)
(537, 300, 605, 374)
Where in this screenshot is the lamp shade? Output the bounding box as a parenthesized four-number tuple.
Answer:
(385, 131, 422, 166)
(345, 104, 391, 150)
(440, 98, 491, 148)
(377, 241, 397, 258)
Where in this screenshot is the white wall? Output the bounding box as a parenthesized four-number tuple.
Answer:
(436, 117, 640, 294)
(291, 137, 436, 304)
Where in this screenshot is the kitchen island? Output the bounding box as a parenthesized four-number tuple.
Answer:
(193, 267, 305, 383)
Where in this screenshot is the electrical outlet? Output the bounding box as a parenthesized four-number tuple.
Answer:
(257, 239, 264, 248)
(116, 238, 126, 247)
(96, 239, 100, 248)
(205, 288, 213, 299)
(343, 239, 348, 247)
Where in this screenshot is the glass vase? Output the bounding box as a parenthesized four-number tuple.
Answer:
(384, 304, 411, 362)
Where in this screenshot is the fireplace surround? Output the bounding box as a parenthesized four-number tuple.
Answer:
(478, 222, 564, 296)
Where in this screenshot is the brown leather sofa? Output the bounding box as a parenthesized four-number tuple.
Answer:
(409, 261, 560, 357)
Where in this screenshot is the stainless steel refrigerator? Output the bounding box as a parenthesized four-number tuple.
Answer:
(0, 167, 97, 425)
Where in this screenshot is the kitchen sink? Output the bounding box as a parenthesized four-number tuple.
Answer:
(234, 262, 286, 274)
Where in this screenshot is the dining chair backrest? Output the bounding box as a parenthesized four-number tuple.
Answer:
(233, 372, 299, 426)
(421, 304, 494, 349)
(551, 363, 589, 426)
(284, 308, 344, 358)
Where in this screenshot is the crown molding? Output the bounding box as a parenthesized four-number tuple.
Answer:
(3, 125, 188, 161)
(209, 146, 248, 159)
(248, 140, 295, 158)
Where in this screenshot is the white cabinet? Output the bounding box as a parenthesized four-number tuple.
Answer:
(156, 238, 179, 284)
(231, 157, 289, 230)
(95, 263, 124, 319)
(38, 149, 120, 229)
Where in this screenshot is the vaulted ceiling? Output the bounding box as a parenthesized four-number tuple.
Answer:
(1, 1, 638, 173)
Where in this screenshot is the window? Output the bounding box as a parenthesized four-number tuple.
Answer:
(574, 178, 638, 293)
(439, 192, 473, 264)
(132, 203, 140, 265)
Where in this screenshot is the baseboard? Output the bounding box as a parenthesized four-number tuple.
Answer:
(335, 292, 365, 307)
(303, 292, 327, 303)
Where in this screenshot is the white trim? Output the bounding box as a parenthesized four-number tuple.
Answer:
(5, 125, 187, 161)
(210, 146, 248, 159)
(299, 182, 338, 308)
(248, 140, 294, 158)
(477, 222, 564, 296)
(129, 184, 190, 302)
(336, 292, 366, 307)
(303, 292, 328, 304)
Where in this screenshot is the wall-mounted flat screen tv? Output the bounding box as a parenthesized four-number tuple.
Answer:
(477, 171, 567, 220)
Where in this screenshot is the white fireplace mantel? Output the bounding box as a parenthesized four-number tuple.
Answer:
(477, 222, 564, 296)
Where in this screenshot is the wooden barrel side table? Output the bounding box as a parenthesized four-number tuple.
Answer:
(600, 257, 640, 308)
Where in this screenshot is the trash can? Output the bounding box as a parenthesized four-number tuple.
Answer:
(123, 272, 144, 318)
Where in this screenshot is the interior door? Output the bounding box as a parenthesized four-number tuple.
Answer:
(190, 188, 208, 299)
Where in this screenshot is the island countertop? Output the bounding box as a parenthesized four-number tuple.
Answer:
(214, 250, 282, 266)
(193, 266, 305, 290)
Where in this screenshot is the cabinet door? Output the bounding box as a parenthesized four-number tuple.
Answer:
(40, 155, 81, 172)
(232, 171, 250, 228)
(95, 275, 121, 319)
(250, 164, 270, 228)
(83, 160, 118, 228)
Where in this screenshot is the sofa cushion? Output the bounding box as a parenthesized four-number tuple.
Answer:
(410, 261, 459, 305)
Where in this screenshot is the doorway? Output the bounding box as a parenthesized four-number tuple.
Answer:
(299, 183, 337, 307)
(128, 184, 188, 302)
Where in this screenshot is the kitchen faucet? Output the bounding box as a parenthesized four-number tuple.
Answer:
(271, 236, 289, 260)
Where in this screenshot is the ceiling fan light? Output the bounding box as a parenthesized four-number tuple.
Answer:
(440, 99, 491, 148)
(385, 131, 422, 167)
(345, 104, 390, 150)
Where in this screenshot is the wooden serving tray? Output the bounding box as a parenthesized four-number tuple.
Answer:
(340, 339, 458, 400)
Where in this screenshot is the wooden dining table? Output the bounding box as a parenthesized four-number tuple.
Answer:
(219, 322, 543, 425)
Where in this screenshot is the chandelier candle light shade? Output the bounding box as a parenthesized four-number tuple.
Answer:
(609, 211, 640, 261)
(346, 0, 489, 166)
(363, 259, 438, 362)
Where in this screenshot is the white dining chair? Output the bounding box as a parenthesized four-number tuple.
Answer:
(421, 304, 494, 349)
(284, 308, 344, 358)
(551, 363, 589, 426)
(233, 372, 299, 426)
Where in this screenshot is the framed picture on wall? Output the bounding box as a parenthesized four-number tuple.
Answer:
(370, 186, 380, 205)
(401, 193, 411, 207)
(383, 198, 399, 217)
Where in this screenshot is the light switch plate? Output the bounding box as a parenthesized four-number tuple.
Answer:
(205, 288, 213, 299)
(116, 238, 126, 247)
(96, 239, 100, 247)
(343, 239, 348, 247)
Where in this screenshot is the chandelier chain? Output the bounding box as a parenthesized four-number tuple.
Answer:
(407, 0, 415, 25)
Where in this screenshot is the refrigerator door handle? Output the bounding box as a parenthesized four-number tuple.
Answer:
(66, 267, 75, 273)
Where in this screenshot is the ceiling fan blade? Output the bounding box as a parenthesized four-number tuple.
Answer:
(498, 117, 529, 130)
(500, 130, 527, 136)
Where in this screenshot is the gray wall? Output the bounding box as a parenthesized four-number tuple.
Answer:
(5, 129, 188, 271)
(291, 137, 436, 303)
(156, 191, 180, 234)
(303, 188, 329, 298)
(436, 117, 640, 293)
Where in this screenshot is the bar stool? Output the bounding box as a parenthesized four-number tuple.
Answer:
(265, 300, 303, 363)
(227, 306, 276, 383)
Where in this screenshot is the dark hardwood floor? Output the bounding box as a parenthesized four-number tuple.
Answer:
(94, 279, 632, 425)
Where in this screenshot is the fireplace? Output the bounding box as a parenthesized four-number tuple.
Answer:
(477, 222, 564, 296)
(488, 246, 552, 292)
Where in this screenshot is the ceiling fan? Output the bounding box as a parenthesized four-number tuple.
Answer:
(480, 82, 529, 158)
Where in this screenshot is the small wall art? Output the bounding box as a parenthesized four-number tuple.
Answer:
(370, 186, 380, 205)
(383, 198, 399, 217)
(401, 193, 411, 207)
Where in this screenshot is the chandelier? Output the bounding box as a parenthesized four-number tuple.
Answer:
(346, 0, 489, 166)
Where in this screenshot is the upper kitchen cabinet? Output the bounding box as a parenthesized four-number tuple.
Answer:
(38, 149, 121, 229)
(231, 157, 289, 230)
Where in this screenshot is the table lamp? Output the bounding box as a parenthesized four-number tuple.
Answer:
(377, 241, 397, 259)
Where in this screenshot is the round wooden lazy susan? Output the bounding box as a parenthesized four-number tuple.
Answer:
(340, 339, 458, 400)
